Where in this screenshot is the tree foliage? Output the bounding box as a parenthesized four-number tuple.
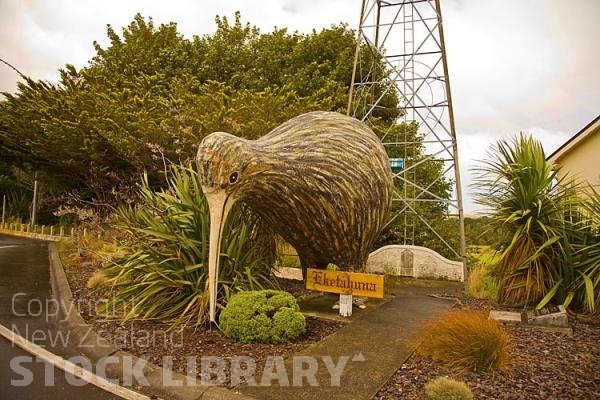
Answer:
(373, 122, 457, 259)
(464, 216, 506, 247)
(0, 13, 397, 210)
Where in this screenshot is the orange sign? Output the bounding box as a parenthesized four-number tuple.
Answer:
(306, 268, 384, 298)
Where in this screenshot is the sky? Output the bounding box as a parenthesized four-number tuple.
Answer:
(1, 0, 599, 214)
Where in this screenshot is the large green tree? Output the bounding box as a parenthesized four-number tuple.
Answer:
(1, 14, 380, 207)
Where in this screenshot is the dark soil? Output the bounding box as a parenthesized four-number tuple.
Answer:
(64, 255, 600, 397)
(376, 299, 600, 400)
(91, 316, 342, 387)
(63, 259, 343, 387)
(277, 275, 309, 298)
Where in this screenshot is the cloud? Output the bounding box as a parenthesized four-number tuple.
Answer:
(440, 0, 599, 212)
(0, 0, 360, 90)
(444, 0, 560, 134)
(442, 0, 599, 131)
(458, 126, 572, 216)
(541, 0, 600, 130)
(0, 1, 59, 84)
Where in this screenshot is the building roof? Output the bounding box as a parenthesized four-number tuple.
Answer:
(548, 115, 600, 163)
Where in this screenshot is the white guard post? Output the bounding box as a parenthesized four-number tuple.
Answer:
(339, 294, 353, 317)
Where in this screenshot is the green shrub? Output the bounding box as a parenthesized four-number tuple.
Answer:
(326, 263, 340, 271)
(418, 311, 509, 373)
(102, 164, 276, 327)
(425, 377, 473, 400)
(219, 290, 306, 343)
(574, 186, 600, 313)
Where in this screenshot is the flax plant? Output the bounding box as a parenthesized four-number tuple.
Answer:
(473, 134, 580, 307)
(574, 186, 600, 313)
(102, 164, 276, 327)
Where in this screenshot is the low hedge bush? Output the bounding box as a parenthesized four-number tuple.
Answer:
(219, 290, 306, 343)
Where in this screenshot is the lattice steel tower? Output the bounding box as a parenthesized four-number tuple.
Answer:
(348, 0, 466, 275)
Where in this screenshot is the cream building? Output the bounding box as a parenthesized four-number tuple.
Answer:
(548, 115, 600, 189)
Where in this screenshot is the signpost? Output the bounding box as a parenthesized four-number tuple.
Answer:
(306, 268, 384, 317)
(1, 195, 5, 225)
(31, 175, 38, 228)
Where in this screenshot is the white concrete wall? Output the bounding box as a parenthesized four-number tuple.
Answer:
(274, 266, 303, 280)
(366, 245, 464, 282)
(274, 245, 464, 282)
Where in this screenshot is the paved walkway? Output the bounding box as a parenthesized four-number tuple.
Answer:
(241, 279, 461, 399)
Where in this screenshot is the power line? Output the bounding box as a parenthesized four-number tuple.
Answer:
(0, 57, 27, 79)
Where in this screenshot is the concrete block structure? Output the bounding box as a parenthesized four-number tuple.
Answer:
(366, 245, 464, 282)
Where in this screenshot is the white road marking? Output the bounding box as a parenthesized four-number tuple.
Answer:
(0, 324, 150, 400)
(0, 245, 19, 249)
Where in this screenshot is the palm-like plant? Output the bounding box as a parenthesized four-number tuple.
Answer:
(473, 134, 580, 307)
(574, 186, 600, 313)
(102, 164, 276, 327)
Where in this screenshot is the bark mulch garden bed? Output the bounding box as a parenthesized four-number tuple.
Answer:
(64, 259, 343, 386)
(376, 299, 600, 399)
(65, 257, 599, 397)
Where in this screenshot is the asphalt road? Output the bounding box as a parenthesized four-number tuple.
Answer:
(0, 235, 52, 335)
(0, 335, 123, 399)
(0, 234, 125, 399)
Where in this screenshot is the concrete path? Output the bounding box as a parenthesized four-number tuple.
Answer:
(241, 279, 460, 400)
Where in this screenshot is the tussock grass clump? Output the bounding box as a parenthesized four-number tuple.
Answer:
(418, 311, 509, 373)
(425, 377, 474, 400)
(86, 271, 108, 290)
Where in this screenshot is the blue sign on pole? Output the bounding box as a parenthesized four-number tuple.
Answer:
(389, 158, 404, 170)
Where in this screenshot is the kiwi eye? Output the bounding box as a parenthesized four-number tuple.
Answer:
(229, 171, 239, 184)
